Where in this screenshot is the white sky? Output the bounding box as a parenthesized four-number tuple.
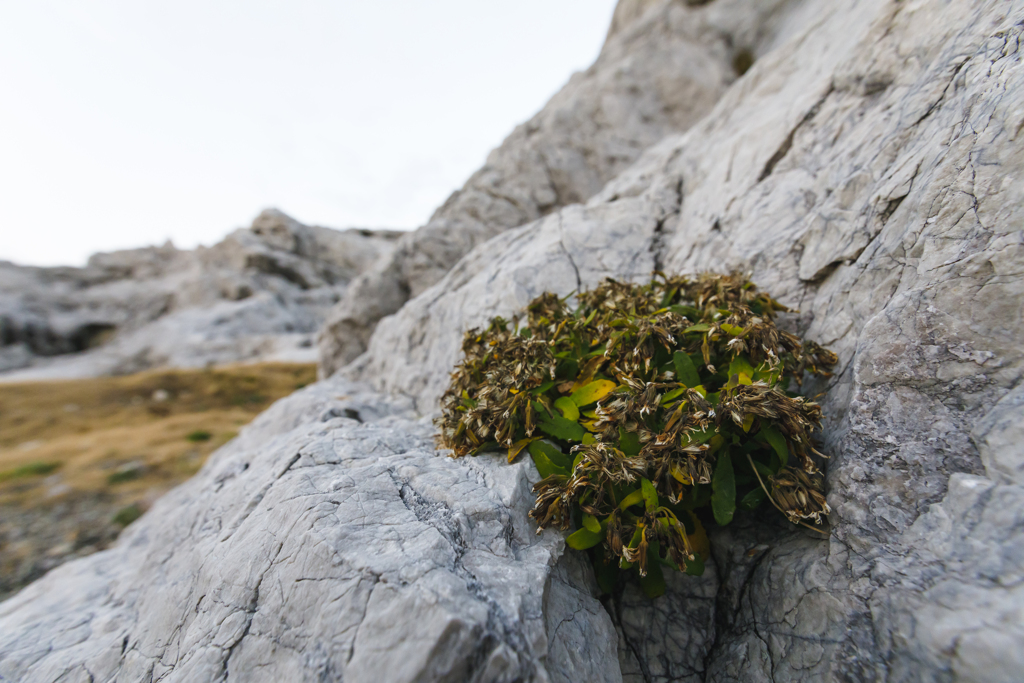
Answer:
(0, 0, 618, 267)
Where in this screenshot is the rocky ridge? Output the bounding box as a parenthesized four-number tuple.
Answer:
(0, 209, 399, 379)
(2, 0, 1023, 681)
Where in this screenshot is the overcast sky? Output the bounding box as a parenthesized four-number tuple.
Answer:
(0, 0, 618, 267)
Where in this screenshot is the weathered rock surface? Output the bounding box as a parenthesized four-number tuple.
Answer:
(0, 210, 399, 379)
(316, 0, 820, 374)
(347, 0, 1024, 678)
(0, 378, 623, 682)
(3, 0, 1024, 681)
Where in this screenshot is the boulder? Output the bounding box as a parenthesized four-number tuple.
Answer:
(0, 210, 400, 379)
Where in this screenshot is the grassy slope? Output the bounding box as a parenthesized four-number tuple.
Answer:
(0, 363, 317, 599)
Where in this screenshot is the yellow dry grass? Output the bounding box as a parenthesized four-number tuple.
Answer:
(0, 363, 317, 509)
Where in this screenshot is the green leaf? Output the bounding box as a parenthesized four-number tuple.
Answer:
(566, 527, 603, 550)
(618, 488, 645, 511)
(593, 553, 619, 594)
(507, 437, 537, 464)
(759, 425, 789, 467)
(554, 396, 580, 421)
(673, 351, 701, 388)
(689, 483, 712, 509)
(641, 478, 659, 512)
(751, 458, 775, 480)
(684, 323, 711, 333)
(529, 381, 555, 395)
(685, 427, 716, 446)
(711, 451, 736, 526)
(538, 415, 586, 442)
(754, 368, 781, 386)
(572, 450, 586, 470)
(555, 359, 579, 380)
(528, 440, 570, 478)
(720, 322, 745, 336)
(627, 525, 644, 548)
(684, 553, 706, 576)
(470, 441, 500, 456)
(618, 428, 642, 456)
(570, 380, 617, 407)
(728, 355, 754, 384)
(640, 546, 666, 597)
(581, 432, 597, 445)
(708, 434, 725, 454)
(739, 487, 766, 511)
(679, 510, 695, 534)
(660, 386, 688, 404)
(668, 304, 700, 319)
(582, 513, 602, 533)
(618, 526, 640, 568)
(530, 439, 572, 469)
(529, 452, 566, 479)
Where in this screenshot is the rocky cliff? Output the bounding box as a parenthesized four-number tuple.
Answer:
(2, 0, 1023, 681)
(0, 210, 399, 379)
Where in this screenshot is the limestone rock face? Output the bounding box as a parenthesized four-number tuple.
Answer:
(0, 379, 623, 682)
(0, 210, 400, 379)
(316, 0, 819, 374)
(349, 0, 1024, 678)
(3, 0, 1024, 681)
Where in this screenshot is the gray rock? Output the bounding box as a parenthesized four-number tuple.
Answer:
(0, 378, 620, 682)
(973, 383, 1024, 486)
(613, 568, 718, 683)
(4, 0, 1024, 680)
(0, 209, 400, 379)
(316, 0, 820, 374)
(348, 0, 1024, 678)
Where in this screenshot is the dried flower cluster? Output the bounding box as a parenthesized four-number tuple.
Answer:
(436, 273, 837, 597)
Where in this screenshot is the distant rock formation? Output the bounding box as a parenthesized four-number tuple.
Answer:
(0, 210, 400, 379)
(3, 0, 1024, 681)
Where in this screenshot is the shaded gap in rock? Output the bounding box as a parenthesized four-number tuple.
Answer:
(556, 214, 583, 290)
(605, 586, 653, 683)
(757, 88, 832, 183)
(650, 177, 684, 273)
(878, 194, 907, 226)
(732, 49, 755, 76)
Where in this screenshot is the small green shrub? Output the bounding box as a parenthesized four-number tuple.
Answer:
(436, 273, 837, 597)
(0, 461, 61, 482)
(112, 503, 143, 527)
(107, 463, 144, 484)
(186, 430, 212, 443)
